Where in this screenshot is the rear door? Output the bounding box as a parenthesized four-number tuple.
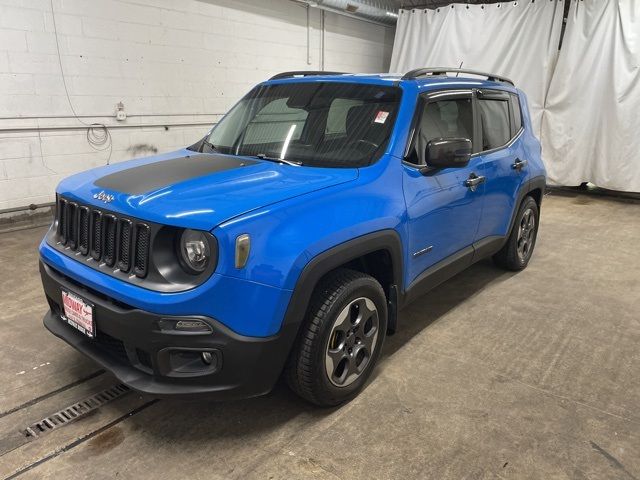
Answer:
(473, 90, 529, 240)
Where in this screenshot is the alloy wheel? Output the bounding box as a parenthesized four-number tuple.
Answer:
(517, 207, 536, 262)
(325, 297, 379, 387)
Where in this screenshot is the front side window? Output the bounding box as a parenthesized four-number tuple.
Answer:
(408, 96, 474, 165)
(478, 98, 511, 150)
(204, 82, 401, 168)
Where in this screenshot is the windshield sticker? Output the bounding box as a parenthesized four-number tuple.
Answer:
(374, 111, 389, 124)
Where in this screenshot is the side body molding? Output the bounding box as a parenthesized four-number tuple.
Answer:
(402, 175, 546, 306)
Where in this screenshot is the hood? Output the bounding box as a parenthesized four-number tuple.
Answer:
(57, 149, 358, 230)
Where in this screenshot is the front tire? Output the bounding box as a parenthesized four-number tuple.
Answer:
(493, 195, 540, 271)
(286, 269, 387, 406)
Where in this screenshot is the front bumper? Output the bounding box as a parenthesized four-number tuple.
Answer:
(40, 260, 296, 399)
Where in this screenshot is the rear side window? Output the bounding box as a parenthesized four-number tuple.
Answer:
(478, 99, 510, 150)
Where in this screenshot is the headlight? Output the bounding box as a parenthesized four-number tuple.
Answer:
(179, 229, 210, 274)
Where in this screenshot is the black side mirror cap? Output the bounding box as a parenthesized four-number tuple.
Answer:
(424, 138, 472, 171)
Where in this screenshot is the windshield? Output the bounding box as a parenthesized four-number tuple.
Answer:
(202, 82, 401, 168)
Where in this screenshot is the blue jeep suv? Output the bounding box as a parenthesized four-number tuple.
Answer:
(40, 68, 546, 406)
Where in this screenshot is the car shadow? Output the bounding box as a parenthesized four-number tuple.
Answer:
(156, 259, 513, 419)
(66, 259, 517, 449)
(381, 258, 516, 359)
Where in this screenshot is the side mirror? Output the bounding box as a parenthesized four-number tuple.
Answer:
(424, 138, 472, 170)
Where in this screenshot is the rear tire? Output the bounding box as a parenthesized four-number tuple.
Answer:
(285, 269, 387, 407)
(493, 195, 539, 271)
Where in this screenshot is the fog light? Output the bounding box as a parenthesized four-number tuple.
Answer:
(201, 351, 213, 364)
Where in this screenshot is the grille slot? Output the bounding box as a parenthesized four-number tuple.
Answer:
(78, 206, 90, 254)
(58, 198, 69, 245)
(57, 197, 67, 240)
(134, 224, 150, 278)
(67, 202, 78, 249)
(55, 197, 150, 278)
(117, 219, 133, 272)
(103, 215, 117, 267)
(90, 210, 103, 260)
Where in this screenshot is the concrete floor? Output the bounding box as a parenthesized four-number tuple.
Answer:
(0, 192, 638, 480)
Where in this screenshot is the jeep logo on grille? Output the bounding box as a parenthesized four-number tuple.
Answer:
(93, 191, 115, 203)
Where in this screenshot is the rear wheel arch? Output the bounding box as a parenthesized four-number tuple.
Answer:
(507, 175, 546, 236)
(527, 187, 543, 208)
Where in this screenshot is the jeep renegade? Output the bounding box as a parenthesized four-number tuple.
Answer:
(40, 69, 546, 406)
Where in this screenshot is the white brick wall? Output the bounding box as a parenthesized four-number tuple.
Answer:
(0, 0, 394, 211)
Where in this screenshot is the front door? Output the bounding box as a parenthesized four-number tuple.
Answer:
(402, 90, 484, 287)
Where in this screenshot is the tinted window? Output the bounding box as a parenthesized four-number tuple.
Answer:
(205, 82, 401, 168)
(511, 94, 522, 132)
(410, 97, 473, 165)
(325, 98, 363, 135)
(243, 98, 307, 144)
(478, 99, 510, 150)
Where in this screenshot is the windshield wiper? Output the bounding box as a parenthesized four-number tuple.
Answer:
(200, 139, 218, 153)
(255, 153, 302, 167)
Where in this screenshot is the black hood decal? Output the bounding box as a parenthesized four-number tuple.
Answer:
(94, 153, 257, 195)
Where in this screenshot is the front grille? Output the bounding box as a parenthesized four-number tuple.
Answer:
(56, 197, 150, 278)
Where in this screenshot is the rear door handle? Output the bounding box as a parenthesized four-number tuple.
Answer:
(512, 158, 528, 171)
(464, 173, 485, 191)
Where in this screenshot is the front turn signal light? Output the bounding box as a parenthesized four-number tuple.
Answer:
(235, 234, 250, 269)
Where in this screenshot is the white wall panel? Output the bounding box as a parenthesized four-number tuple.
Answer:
(0, 0, 394, 210)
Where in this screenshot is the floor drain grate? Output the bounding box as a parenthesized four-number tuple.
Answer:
(23, 384, 130, 438)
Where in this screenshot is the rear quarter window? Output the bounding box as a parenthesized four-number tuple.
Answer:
(511, 93, 523, 133)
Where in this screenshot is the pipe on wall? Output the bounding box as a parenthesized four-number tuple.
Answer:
(292, 0, 398, 26)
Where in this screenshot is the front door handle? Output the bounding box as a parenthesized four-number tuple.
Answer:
(512, 158, 528, 171)
(464, 173, 485, 191)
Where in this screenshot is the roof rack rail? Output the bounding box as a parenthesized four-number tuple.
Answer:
(402, 68, 514, 86)
(269, 71, 349, 80)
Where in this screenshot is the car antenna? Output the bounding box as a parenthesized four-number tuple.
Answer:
(456, 61, 463, 77)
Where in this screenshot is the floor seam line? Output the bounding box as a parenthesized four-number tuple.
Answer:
(424, 349, 640, 426)
(3, 399, 158, 480)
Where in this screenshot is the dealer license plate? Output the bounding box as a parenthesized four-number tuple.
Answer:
(61, 290, 95, 338)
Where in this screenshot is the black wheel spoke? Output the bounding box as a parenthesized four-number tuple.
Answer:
(360, 325, 376, 351)
(327, 347, 345, 364)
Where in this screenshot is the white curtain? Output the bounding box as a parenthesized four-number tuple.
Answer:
(389, 1, 565, 136)
(542, 0, 640, 192)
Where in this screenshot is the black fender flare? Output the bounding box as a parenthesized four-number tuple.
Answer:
(278, 229, 404, 353)
(506, 175, 546, 240)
